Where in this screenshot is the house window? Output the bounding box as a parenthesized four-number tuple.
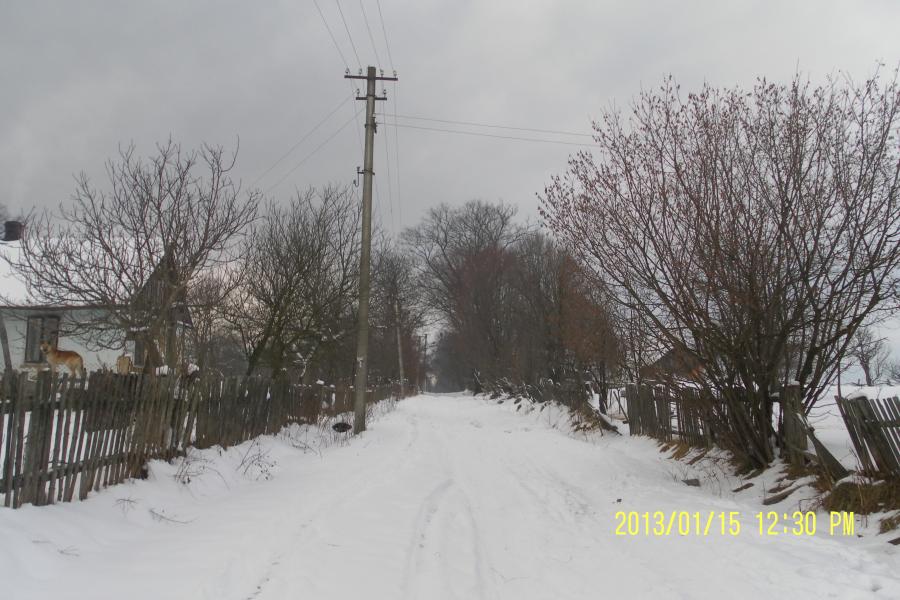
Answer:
(24, 315, 61, 363)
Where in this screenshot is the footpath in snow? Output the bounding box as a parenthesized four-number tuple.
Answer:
(1, 393, 899, 600)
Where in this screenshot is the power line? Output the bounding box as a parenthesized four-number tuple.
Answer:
(359, 0, 400, 230)
(368, 0, 398, 229)
(310, 0, 370, 199)
(313, 0, 350, 71)
(381, 104, 395, 232)
(380, 121, 601, 147)
(380, 113, 595, 138)
(265, 107, 362, 195)
(335, 0, 362, 69)
(374, 0, 394, 71)
(358, 0, 382, 68)
(251, 94, 353, 188)
(371, 0, 397, 229)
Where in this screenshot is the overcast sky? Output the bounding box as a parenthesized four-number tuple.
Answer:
(2, 0, 900, 366)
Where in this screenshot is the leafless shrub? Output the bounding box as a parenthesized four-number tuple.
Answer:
(115, 496, 138, 515)
(174, 448, 227, 488)
(543, 69, 900, 467)
(237, 439, 276, 480)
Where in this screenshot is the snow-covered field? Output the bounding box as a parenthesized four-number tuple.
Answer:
(1, 393, 898, 599)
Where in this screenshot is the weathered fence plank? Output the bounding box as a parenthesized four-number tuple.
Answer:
(62, 377, 87, 502)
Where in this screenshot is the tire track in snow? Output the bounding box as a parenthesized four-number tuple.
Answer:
(400, 478, 498, 600)
(453, 481, 496, 600)
(398, 405, 502, 600)
(401, 479, 455, 600)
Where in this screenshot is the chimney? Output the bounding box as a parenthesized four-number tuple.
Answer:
(3, 221, 24, 242)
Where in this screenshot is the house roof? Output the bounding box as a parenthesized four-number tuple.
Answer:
(641, 347, 704, 382)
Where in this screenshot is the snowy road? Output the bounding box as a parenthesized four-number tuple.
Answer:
(2, 393, 899, 599)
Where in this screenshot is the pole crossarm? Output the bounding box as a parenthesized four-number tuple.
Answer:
(345, 74, 399, 81)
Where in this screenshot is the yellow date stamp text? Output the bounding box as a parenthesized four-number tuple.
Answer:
(614, 510, 855, 537)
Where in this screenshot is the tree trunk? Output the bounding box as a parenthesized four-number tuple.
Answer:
(165, 321, 178, 370)
(141, 332, 164, 374)
(245, 334, 270, 376)
(270, 339, 285, 375)
(300, 346, 319, 385)
(861, 361, 873, 386)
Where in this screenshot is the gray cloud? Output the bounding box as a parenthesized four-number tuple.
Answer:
(2, 0, 900, 361)
(4, 0, 898, 229)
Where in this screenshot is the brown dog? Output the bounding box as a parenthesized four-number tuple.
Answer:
(39, 341, 85, 378)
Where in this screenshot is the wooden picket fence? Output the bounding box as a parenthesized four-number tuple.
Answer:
(624, 384, 720, 447)
(624, 383, 851, 480)
(836, 395, 900, 478)
(0, 370, 402, 509)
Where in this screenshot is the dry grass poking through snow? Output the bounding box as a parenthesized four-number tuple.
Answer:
(821, 478, 900, 534)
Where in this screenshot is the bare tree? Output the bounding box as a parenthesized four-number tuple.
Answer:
(554, 255, 621, 396)
(887, 357, 900, 383)
(8, 141, 259, 371)
(223, 185, 360, 378)
(505, 232, 565, 384)
(848, 326, 890, 386)
(404, 201, 527, 386)
(543, 70, 900, 467)
(185, 270, 246, 372)
(404, 204, 619, 393)
(368, 243, 427, 387)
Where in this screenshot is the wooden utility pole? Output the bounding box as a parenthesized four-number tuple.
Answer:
(421, 333, 427, 393)
(394, 299, 405, 399)
(346, 66, 397, 433)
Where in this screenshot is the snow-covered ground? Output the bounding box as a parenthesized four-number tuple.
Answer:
(1, 393, 899, 599)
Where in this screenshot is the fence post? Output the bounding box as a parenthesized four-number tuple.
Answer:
(780, 385, 806, 469)
(624, 384, 638, 435)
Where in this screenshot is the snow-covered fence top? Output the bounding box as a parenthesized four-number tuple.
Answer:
(0, 371, 403, 509)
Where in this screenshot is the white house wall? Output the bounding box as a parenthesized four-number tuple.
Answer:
(0, 307, 122, 374)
